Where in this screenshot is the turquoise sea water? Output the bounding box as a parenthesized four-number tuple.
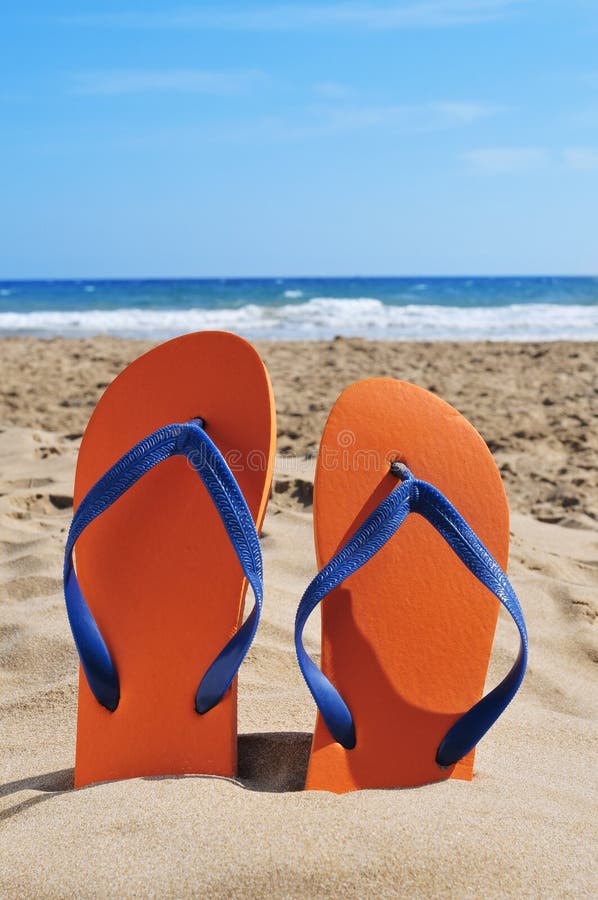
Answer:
(0, 277, 596, 340)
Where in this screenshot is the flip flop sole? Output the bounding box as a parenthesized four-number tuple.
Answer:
(307, 378, 509, 791)
(73, 332, 275, 788)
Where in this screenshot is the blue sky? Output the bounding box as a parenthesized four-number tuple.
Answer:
(1, 1, 597, 277)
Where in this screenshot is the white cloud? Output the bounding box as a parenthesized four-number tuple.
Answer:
(563, 147, 598, 170)
(74, 99, 503, 149)
(310, 94, 500, 118)
(58, 1, 524, 31)
(296, 100, 500, 136)
(69, 69, 265, 96)
(462, 146, 548, 173)
(431, 101, 502, 122)
(463, 146, 598, 174)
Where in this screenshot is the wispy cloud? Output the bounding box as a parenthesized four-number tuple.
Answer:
(285, 100, 500, 137)
(462, 146, 548, 173)
(463, 146, 598, 173)
(41, 98, 504, 154)
(563, 147, 598, 170)
(432, 101, 502, 122)
(308, 94, 501, 120)
(69, 69, 265, 96)
(57, 1, 524, 31)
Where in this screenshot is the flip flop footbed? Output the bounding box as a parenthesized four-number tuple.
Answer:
(307, 378, 509, 791)
(72, 332, 275, 787)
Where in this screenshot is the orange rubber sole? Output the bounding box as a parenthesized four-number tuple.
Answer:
(72, 331, 275, 788)
(306, 379, 509, 792)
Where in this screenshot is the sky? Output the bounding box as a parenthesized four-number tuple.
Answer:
(1, 1, 597, 278)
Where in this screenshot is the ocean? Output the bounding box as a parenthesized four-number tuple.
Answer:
(0, 276, 596, 341)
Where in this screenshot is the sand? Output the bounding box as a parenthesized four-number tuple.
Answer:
(0, 337, 596, 897)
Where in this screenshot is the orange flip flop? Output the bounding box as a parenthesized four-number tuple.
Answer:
(295, 378, 527, 792)
(64, 331, 275, 788)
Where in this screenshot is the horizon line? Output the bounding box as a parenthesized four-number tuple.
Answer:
(1, 273, 597, 283)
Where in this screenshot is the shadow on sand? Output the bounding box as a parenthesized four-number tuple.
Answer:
(0, 731, 312, 823)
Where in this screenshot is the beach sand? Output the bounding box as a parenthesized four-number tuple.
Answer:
(1, 337, 596, 897)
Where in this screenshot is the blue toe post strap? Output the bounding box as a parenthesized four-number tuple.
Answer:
(64, 419, 263, 715)
(294, 464, 528, 768)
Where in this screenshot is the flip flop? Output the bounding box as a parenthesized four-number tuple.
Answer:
(295, 378, 527, 791)
(64, 331, 275, 788)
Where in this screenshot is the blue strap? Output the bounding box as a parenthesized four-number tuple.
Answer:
(64, 420, 263, 715)
(294, 465, 528, 768)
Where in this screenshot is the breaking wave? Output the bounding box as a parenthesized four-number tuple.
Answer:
(0, 297, 595, 341)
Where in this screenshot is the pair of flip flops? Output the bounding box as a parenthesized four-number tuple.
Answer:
(64, 331, 527, 791)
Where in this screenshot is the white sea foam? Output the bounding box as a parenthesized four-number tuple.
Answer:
(0, 298, 595, 341)
(283, 289, 304, 299)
